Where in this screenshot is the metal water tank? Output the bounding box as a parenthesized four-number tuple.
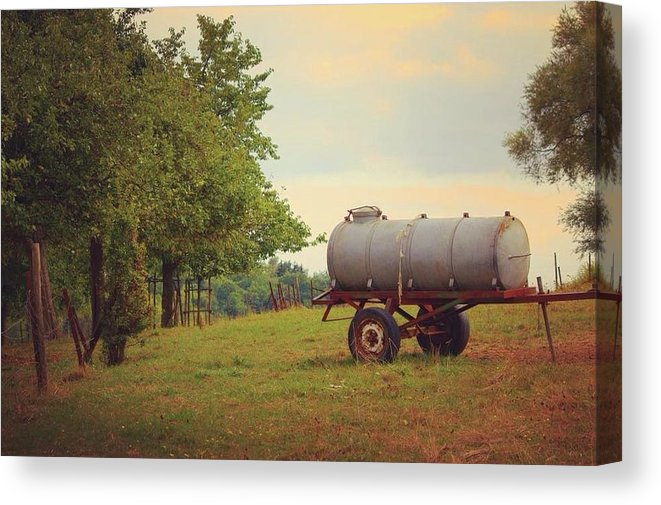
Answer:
(327, 206, 530, 291)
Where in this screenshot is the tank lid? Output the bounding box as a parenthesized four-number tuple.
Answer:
(348, 205, 382, 222)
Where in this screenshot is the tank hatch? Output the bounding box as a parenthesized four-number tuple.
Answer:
(348, 205, 382, 223)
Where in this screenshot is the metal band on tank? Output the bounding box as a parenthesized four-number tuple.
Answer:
(364, 220, 379, 289)
(403, 215, 425, 289)
(490, 218, 500, 288)
(448, 216, 466, 289)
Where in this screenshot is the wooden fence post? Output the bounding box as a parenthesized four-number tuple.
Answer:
(269, 281, 279, 311)
(207, 277, 212, 325)
(186, 279, 191, 327)
(29, 242, 48, 391)
(177, 278, 184, 326)
(278, 283, 287, 309)
(197, 277, 202, 327)
(62, 288, 85, 369)
(39, 242, 60, 340)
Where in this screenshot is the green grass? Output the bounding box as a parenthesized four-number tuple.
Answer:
(1, 301, 621, 464)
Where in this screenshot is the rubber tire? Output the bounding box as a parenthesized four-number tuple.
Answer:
(348, 307, 401, 363)
(415, 307, 470, 356)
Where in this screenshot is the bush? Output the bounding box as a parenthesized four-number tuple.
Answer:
(560, 261, 612, 292)
(100, 218, 150, 365)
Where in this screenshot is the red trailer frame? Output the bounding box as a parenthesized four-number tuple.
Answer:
(312, 280, 622, 363)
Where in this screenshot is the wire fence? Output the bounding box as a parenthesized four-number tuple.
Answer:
(2, 303, 89, 345)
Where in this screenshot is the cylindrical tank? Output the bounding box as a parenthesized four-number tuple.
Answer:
(327, 206, 530, 292)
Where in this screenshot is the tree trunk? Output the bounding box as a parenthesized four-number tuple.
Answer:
(105, 339, 126, 366)
(85, 235, 104, 360)
(161, 259, 177, 327)
(39, 241, 61, 340)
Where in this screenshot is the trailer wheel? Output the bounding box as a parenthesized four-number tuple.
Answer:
(348, 307, 401, 363)
(416, 307, 470, 356)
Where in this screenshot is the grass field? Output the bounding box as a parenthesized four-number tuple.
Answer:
(1, 299, 621, 464)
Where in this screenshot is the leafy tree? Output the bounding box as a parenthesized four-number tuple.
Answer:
(149, 15, 318, 326)
(210, 259, 330, 318)
(1, 10, 149, 341)
(2, 9, 156, 361)
(504, 2, 621, 256)
(184, 15, 277, 161)
(311, 270, 331, 291)
(214, 278, 247, 318)
(559, 189, 611, 257)
(276, 260, 305, 277)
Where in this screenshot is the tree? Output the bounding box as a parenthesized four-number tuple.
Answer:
(504, 2, 621, 256)
(2, 10, 141, 340)
(214, 278, 247, 318)
(559, 189, 611, 257)
(2, 9, 154, 361)
(149, 15, 318, 326)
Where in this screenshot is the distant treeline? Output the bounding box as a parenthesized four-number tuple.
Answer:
(213, 258, 329, 318)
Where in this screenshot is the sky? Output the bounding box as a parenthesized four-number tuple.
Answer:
(138, 1, 622, 288)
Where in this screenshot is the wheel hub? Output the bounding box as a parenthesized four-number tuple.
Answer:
(359, 321, 385, 354)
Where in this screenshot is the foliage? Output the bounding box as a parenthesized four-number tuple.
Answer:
(214, 278, 249, 318)
(504, 2, 621, 185)
(184, 15, 277, 161)
(276, 260, 305, 277)
(504, 2, 621, 256)
(1, 10, 146, 243)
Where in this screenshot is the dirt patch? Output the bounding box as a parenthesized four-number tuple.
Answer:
(466, 332, 597, 365)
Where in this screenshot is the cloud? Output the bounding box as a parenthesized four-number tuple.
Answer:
(306, 42, 500, 89)
(477, 7, 558, 33)
(438, 45, 500, 81)
(311, 4, 452, 41)
(290, 4, 454, 88)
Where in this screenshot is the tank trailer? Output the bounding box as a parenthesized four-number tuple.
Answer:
(312, 206, 621, 363)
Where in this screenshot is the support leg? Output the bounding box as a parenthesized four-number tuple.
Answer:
(612, 300, 621, 360)
(540, 302, 557, 363)
(612, 276, 622, 360)
(537, 276, 557, 363)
